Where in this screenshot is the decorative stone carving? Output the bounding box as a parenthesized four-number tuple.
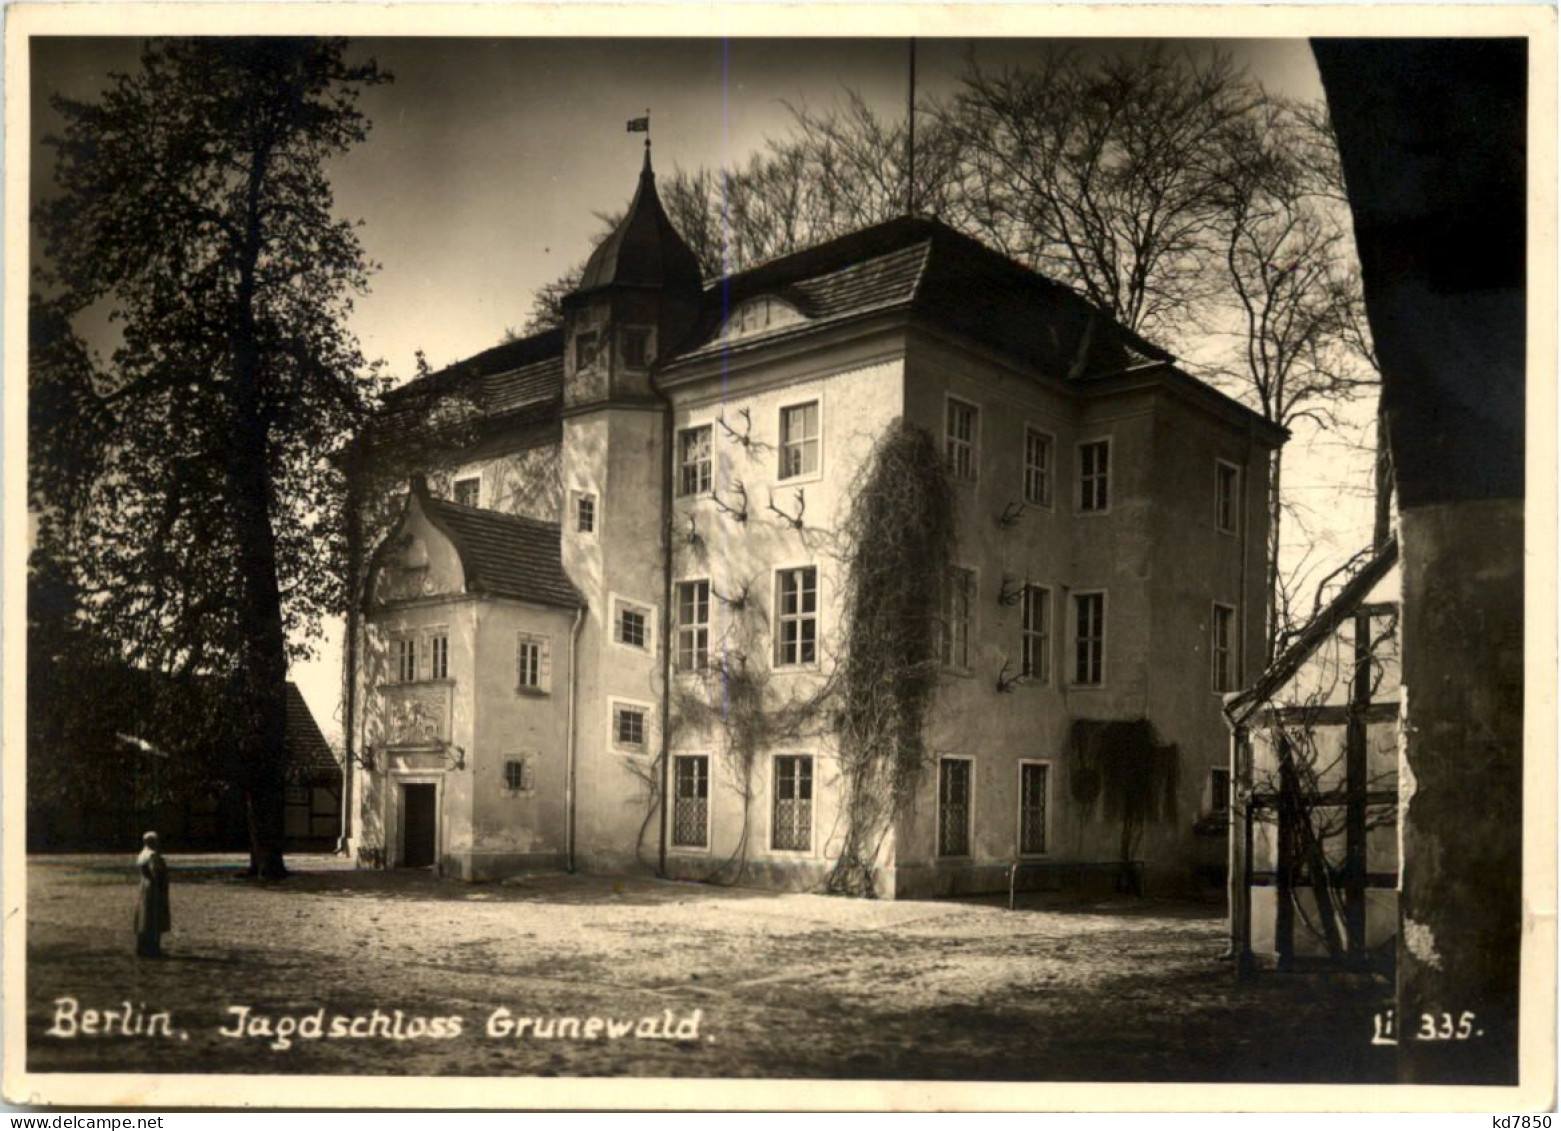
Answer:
(382, 683, 451, 748)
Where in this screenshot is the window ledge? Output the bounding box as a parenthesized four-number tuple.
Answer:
(776, 470, 823, 489)
(515, 687, 551, 698)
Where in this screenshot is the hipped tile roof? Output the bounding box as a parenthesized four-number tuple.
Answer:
(389, 215, 1176, 419)
(420, 493, 584, 610)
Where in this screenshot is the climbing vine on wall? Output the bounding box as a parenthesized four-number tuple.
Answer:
(669, 648, 827, 882)
(825, 420, 955, 896)
(1068, 718, 1180, 893)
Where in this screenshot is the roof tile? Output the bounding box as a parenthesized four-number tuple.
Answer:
(423, 496, 583, 610)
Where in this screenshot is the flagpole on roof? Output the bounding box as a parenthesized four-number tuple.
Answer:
(906, 38, 917, 216)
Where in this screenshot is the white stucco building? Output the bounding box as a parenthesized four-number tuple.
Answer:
(347, 151, 1285, 896)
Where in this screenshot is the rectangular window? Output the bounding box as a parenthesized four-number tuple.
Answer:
(503, 758, 534, 793)
(576, 492, 596, 534)
(1210, 767, 1231, 815)
(517, 636, 542, 690)
(1019, 763, 1049, 855)
(395, 638, 417, 683)
(1216, 461, 1240, 534)
(430, 634, 449, 681)
(1079, 439, 1110, 513)
(1073, 592, 1106, 685)
(779, 401, 820, 479)
(678, 425, 712, 497)
(615, 705, 647, 749)
(575, 331, 599, 371)
(774, 567, 818, 666)
(938, 758, 972, 857)
(453, 477, 480, 508)
(945, 398, 978, 480)
(623, 326, 652, 369)
(1212, 604, 1236, 693)
(1021, 585, 1050, 682)
(941, 567, 975, 669)
(672, 755, 710, 848)
(615, 599, 650, 650)
(771, 755, 813, 851)
(1024, 428, 1053, 506)
(676, 580, 710, 672)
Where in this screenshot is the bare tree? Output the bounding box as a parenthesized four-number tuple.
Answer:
(1209, 99, 1378, 655)
(939, 46, 1263, 346)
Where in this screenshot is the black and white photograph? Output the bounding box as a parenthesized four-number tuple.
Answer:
(4, 4, 1552, 1112)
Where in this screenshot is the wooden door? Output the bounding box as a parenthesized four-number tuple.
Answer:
(400, 783, 436, 868)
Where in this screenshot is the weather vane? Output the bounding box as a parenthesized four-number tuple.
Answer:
(626, 108, 650, 152)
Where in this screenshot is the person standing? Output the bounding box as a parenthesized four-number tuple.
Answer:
(134, 831, 171, 958)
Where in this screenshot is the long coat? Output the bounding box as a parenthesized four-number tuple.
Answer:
(134, 847, 171, 935)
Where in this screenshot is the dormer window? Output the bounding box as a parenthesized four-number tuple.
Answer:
(717, 296, 807, 343)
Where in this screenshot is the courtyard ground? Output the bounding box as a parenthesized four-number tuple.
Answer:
(24, 854, 1395, 1082)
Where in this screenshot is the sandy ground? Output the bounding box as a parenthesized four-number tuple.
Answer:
(24, 854, 1395, 1082)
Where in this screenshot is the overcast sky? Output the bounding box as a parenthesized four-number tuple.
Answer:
(29, 37, 1343, 739)
(32, 37, 1325, 375)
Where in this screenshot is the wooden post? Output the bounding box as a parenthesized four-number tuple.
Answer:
(1345, 608, 1371, 963)
(1275, 740, 1295, 971)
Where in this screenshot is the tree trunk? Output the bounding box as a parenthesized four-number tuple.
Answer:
(231, 127, 289, 880)
(339, 443, 365, 853)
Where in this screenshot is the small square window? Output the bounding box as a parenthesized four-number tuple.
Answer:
(615, 706, 647, 748)
(678, 426, 713, 497)
(453, 477, 480, 508)
(616, 602, 649, 650)
(779, 401, 820, 479)
(576, 492, 596, 534)
(504, 757, 535, 793)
